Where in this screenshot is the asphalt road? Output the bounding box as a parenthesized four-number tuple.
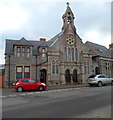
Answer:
(1, 86, 112, 119)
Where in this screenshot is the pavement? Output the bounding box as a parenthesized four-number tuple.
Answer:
(1, 83, 89, 92)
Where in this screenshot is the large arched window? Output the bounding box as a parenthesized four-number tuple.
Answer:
(64, 47, 67, 60)
(68, 48, 71, 61)
(52, 60, 55, 74)
(84, 61, 87, 74)
(56, 60, 59, 74)
(72, 48, 74, 61)
(75, 48, 78, 61)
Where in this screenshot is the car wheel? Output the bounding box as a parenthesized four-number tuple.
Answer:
(98, 81, 102, 87)
(17, 87, 23, 92)
(111, 80, 113, 85)
(38, 86, 44, 91)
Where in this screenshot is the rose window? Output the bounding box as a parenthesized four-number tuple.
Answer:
(66, 35, 75, 45)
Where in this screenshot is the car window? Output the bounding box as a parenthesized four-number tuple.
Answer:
(28, 80, 36, 83)
(105, 76, 110, 78)
(98, 75, 105, 78)
(22, 80, 28, 82)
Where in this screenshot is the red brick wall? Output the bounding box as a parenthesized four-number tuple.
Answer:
(0, 76, 4, 88)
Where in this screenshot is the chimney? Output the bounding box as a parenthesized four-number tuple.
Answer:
(40, 38, 46, 42)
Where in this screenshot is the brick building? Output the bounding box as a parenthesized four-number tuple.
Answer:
(4, 3, 113, 88)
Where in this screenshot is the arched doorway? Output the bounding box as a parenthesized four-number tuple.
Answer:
(40, 69, 47, 84)
(65, 69, 71, 83)
(95, 67, 100, 75)
(72, 70, 78, 83)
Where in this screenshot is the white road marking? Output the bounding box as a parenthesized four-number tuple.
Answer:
(9, 94, 16, 97)
(1, 96, 7, 98)
(26, 92, 34, 95)
(19, 93, 26, 96)
(2, 87, 83, 98)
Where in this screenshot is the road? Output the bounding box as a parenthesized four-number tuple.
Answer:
(1, 86, 112, 119)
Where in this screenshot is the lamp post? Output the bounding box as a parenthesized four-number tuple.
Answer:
(8, 55, 10, 88)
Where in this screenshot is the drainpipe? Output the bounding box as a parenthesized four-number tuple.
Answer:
(8, 55, 10, 88)
(36, 55, 37, 80)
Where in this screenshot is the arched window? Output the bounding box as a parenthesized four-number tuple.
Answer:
(76, 48, 78, 61)
(42, 48, 46, 57)
(64, 47, 67, 60)
(84, 61, 87, 74)
(56, 60, 59, 74)
(72, 48, 74, 61)
(68, 48, 71, 61)
(52, 60, 55, 74)
(87, 62, 90, 74)
(67, 16, 71, 23)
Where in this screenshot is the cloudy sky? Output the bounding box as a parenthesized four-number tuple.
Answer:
(0, 0, 112, 64)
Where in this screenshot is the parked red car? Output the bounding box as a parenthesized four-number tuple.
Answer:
(14, 78, 46, 92)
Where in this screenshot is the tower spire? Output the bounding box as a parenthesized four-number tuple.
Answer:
(62, 2, 75, 31)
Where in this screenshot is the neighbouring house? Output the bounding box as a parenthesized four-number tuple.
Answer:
(4, 3, 113, 88)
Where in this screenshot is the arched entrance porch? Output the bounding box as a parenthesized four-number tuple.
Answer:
(72, 69, 78, 83)
(65, 69, 71, 83)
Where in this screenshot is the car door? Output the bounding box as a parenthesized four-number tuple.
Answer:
(98, 75, 106, 84)
(21, 80, 29, 90)
(28, 79, 37, 90)
(105, 75, 111, 84)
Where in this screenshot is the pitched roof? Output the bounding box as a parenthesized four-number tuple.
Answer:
(5, 38, 52, 55)
(85, 41, 111, 58)
(14, 37, 33, 46)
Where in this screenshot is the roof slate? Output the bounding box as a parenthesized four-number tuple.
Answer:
(85, 41, 111, 58)
(5, 38, 52, 55)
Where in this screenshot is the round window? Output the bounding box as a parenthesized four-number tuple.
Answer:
(66, 35, 75, 45)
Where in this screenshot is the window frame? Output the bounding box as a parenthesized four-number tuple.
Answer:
(24, 66, 30, 78)
(16, 66, 22, 79)
(17, 47, 21, 57)
(27, 47, 30, 57)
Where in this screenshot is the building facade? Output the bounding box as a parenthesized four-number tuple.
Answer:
(4, 3, 113, 87)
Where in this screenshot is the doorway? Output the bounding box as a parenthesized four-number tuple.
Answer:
(72, 69, 78, 83)
(40, 69, 47, 84)
(65, 69, 71, 83)
(95, 67, 100, 75)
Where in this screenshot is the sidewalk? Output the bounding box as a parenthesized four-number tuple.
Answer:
(1, 84, 89, 92)
(47, 84, 89, 90)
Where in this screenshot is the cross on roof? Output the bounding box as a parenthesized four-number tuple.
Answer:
(66, 2, 70, 7)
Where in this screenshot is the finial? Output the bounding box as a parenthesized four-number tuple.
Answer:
(66, 2, 69, 7)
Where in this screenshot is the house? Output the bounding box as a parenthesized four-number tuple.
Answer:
(4, 3, 113, 88)
(85, 41, 113, 77)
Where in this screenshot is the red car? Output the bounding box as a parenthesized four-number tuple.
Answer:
(14, 78, 46, 92)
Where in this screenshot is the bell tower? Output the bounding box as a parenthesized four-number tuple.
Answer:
(62, 2, 75, 31)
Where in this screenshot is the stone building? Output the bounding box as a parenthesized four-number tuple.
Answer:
(85, 41, 113, 77)
(4, 3, 113, 87)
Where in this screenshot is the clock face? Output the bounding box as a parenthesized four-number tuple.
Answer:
(66, 35, 75, 45)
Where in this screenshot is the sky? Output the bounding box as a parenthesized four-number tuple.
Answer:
(0, 0, 112, 64)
